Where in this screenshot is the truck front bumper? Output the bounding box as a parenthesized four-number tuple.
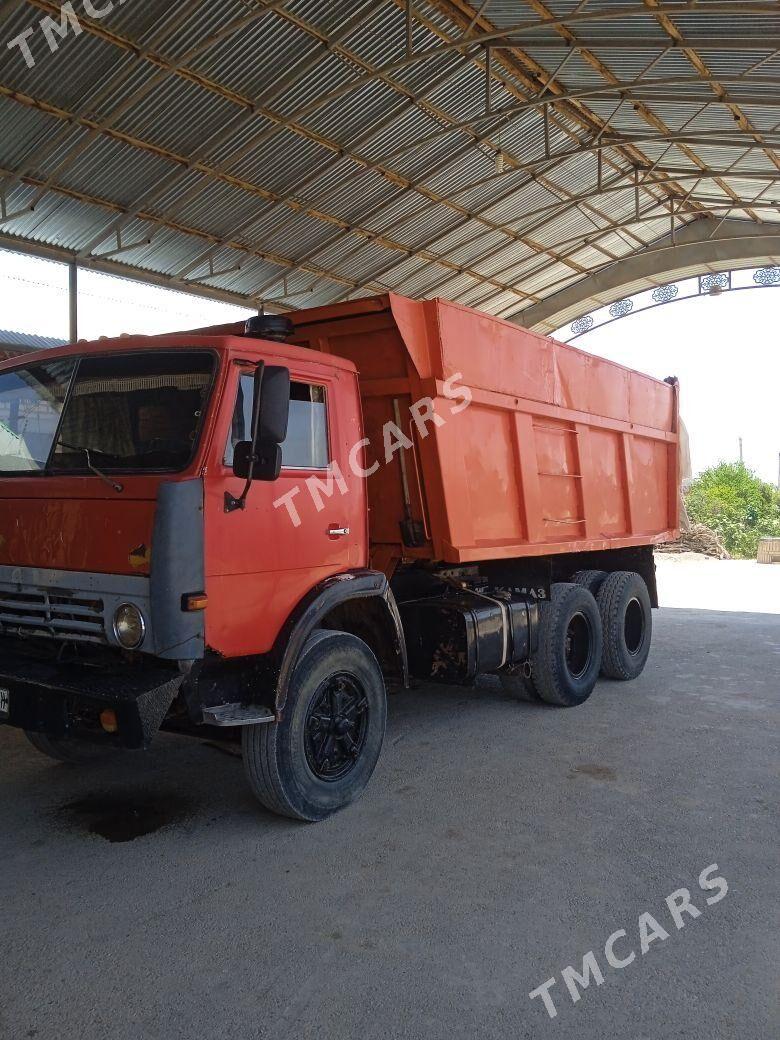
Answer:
(0, 649, 184, 749)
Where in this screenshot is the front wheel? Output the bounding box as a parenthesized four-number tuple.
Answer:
(242, 630, 387, 822)
(530, 583, 603, 707)
(24, 731, 114, 764)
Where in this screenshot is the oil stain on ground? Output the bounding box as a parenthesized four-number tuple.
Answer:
(58, 793, 192, 843)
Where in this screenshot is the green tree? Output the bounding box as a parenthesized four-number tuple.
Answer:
(685, 462, 780, 559)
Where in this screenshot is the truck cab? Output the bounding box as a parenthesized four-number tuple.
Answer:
(0, 321, 404, 819)
(0, 324, 374, 654)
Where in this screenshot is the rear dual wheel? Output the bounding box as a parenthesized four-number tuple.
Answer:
(573, 569, 652, 680)
(596, 571, 652, 680)
(571, 569, 608, 597)
(531, 583, 603, 706)
(502, 571, 652, 706)
(501, 583, 603, 707)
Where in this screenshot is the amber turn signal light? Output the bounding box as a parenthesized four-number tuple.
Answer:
(100, 709, 119, 734)
(183, 593, 208, 612)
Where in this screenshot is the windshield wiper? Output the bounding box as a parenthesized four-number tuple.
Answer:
(57, 442, 124, 493)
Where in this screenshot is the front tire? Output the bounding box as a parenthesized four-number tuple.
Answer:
(596, 571, 652, 680)
(242, 630, 387, 822)
(24, 731, 113, 764)
(530, 583, 603, 707)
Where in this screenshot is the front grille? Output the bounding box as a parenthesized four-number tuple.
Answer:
(0, 588, 107, 643)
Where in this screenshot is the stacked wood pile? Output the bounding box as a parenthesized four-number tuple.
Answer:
(657, 524, 731, 560)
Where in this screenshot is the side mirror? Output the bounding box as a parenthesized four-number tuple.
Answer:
(225, 363, 290, 512)
(232, 441, 282, 482)
(256, 365, 290, 445)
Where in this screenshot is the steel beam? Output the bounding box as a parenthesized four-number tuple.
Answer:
(508, 0, 766, 220)
(0, 235, 265, 312)
(490, 37, 780, 50)
(8, 0, 680, 293)
(407, 0, 688, 227)
(0, 167, 368, 299)
(68, 263, 78, 344)
(504, 218, 780, 332)
(221, 3, 779, 127)
(0, 91, 540, 303)
(3, 0, 778, 313)
(377, 78, 780, 163)
(70, 0, 379, 261)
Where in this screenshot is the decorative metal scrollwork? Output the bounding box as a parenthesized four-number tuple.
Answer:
(570, 314, 594, 336)
(564, 267, 772, 341)
(753, 267, 780, 286)
(609, 298, 633, 318)
(699, 272, 730, 294)
(652, 283, 679, 304)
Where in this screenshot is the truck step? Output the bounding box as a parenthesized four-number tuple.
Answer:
(202, 703, 275, 727)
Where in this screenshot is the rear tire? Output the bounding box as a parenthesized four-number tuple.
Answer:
(571, 569, 608, 596)
(24, 731, 112, 764)
(242, 630, 387, 822)
(530, 583, 603, 707)
(596, 571, 652, 680)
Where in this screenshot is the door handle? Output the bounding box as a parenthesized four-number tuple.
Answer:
(328, 525, 350, 537)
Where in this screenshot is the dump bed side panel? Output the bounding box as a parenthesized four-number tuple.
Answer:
(292, 295, 680, 566)
(425, 299, 679, 561)
(292, 306, 434, 566)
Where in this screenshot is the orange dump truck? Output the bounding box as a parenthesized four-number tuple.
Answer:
(0, 294, 678, 821)
(291, 294, 679, 568)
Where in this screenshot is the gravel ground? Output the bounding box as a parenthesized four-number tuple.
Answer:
(655, 552, 780, 613)
(1, 557, 777, 1040)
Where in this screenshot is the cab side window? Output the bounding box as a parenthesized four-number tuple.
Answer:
(225, 375, 329, 470)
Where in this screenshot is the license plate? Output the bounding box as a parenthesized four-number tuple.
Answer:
(0, 688, 9, 719)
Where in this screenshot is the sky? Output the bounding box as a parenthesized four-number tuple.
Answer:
(560, 285, 779, 485)
(1, 248, 778, 484)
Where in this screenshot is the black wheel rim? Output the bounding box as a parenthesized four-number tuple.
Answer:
(304, 672, 369, 782)
(564, 611, 592, 680)
(624, 597, 645, 655)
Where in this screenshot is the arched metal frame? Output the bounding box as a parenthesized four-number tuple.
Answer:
(0, 0, 778, 316)
(558, 267, 780, 343)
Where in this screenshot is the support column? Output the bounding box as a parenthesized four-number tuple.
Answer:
(68, 262, 78, 343)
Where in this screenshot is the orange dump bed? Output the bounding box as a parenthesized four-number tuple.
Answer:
(290, 294, 680, 566)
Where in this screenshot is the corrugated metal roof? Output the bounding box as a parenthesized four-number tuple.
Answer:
(0, 0, 776, 320)
(0, 329, 66, 350)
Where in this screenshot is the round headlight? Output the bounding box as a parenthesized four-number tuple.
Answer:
(113, 603, 146, 649)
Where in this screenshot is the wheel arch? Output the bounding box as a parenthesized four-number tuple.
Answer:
(273, 570, 408, 715)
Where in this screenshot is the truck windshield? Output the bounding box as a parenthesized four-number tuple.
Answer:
(0, 351, 215, 475)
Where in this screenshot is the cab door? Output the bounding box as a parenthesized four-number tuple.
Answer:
(204, 353, 367, 658)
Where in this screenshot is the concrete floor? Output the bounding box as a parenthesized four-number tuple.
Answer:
(1, 558, 778, 1039)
